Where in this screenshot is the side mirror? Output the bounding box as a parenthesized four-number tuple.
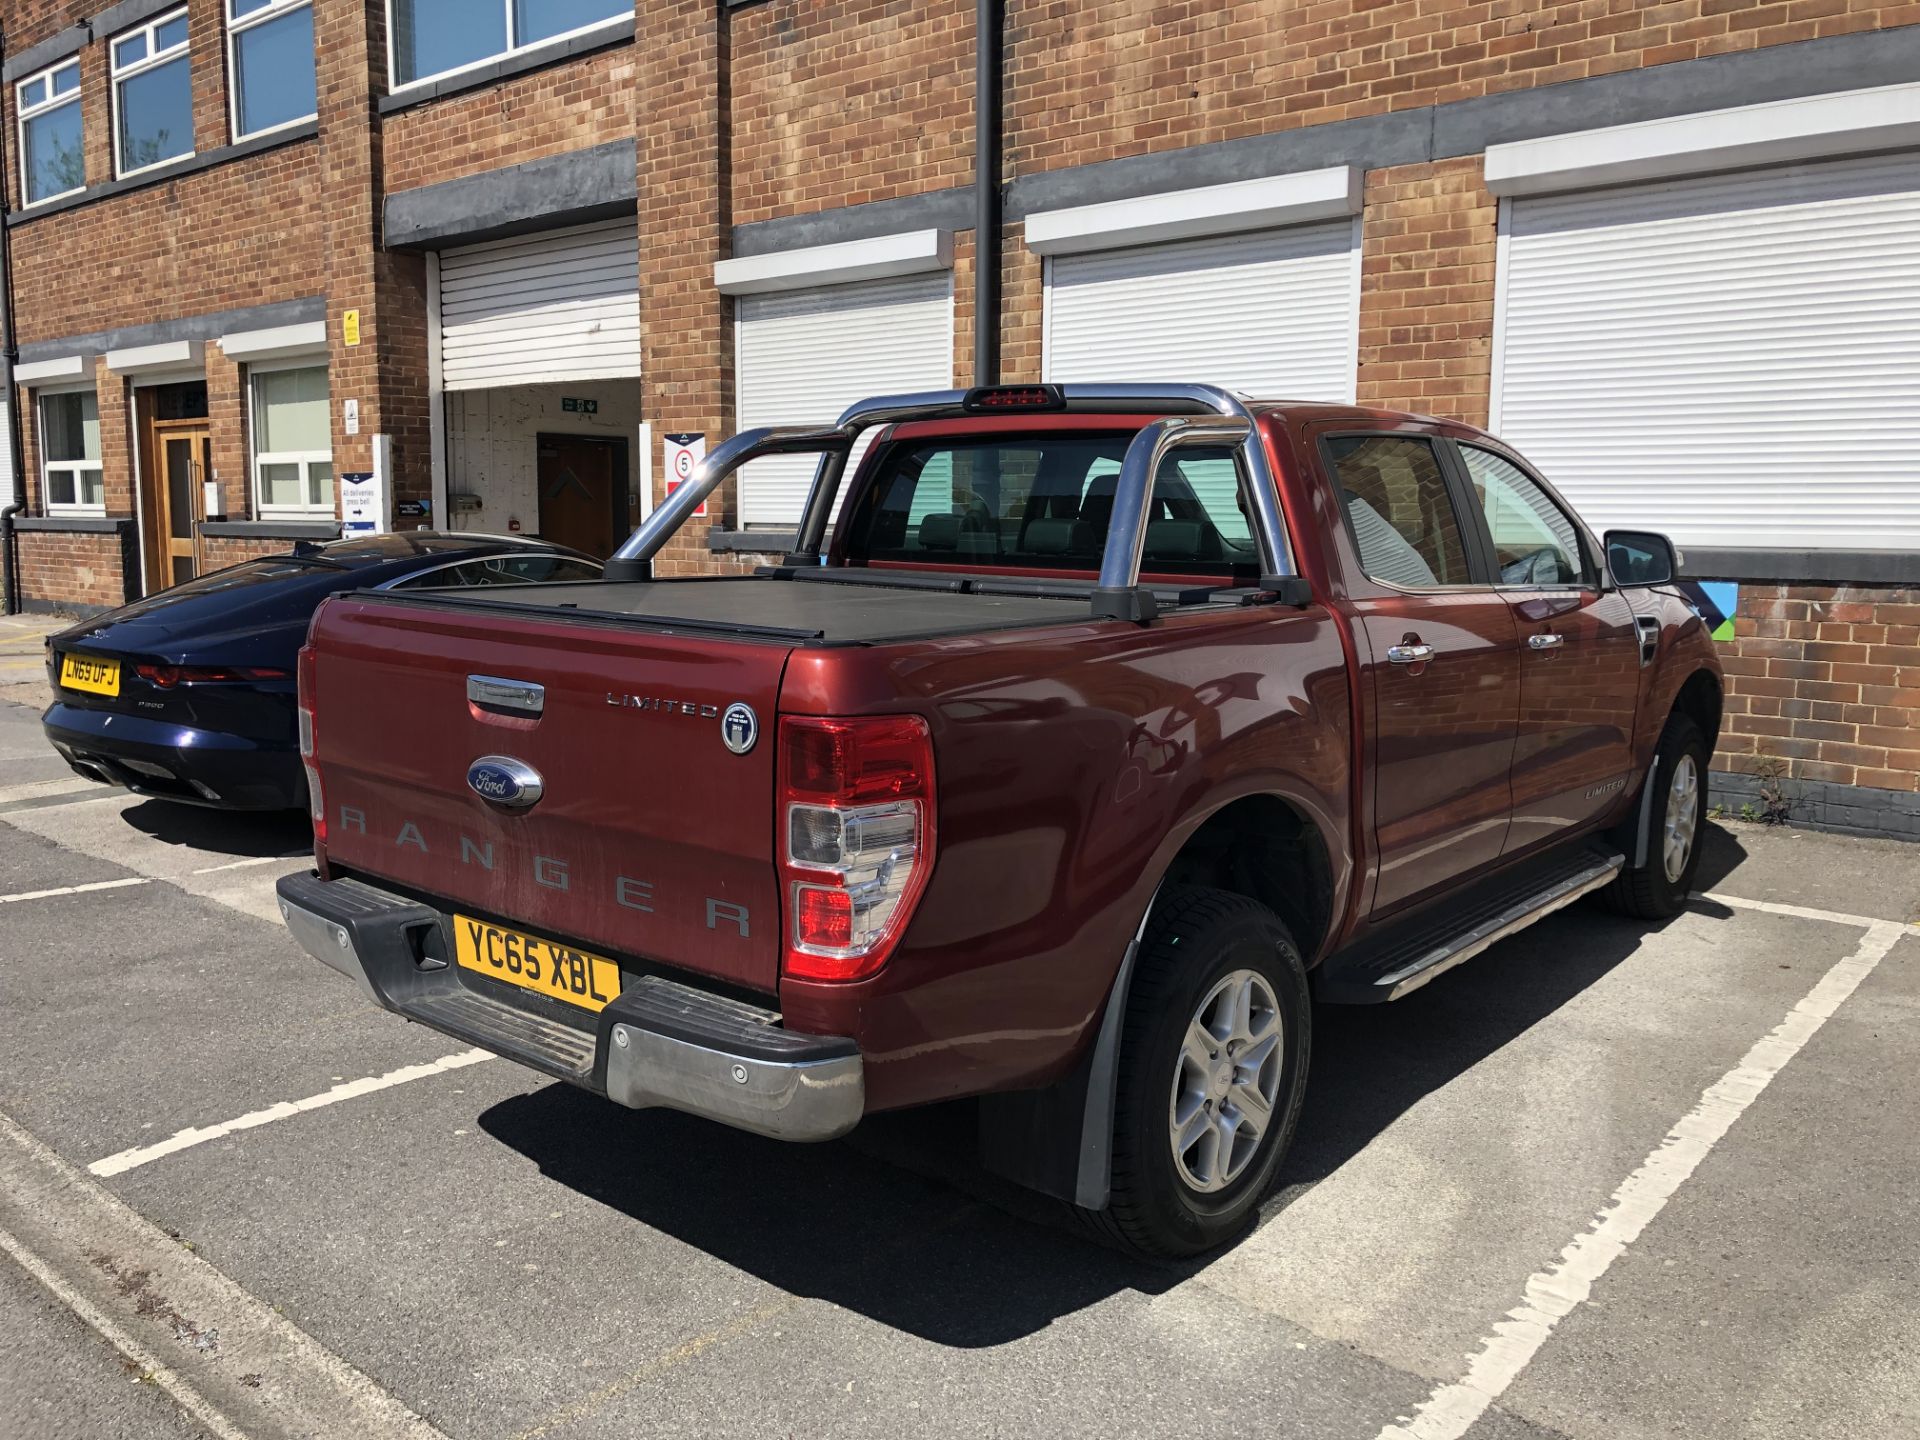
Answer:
(1605, 529, 1681, 588)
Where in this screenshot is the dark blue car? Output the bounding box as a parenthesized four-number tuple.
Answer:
(42, 532, 601, 810)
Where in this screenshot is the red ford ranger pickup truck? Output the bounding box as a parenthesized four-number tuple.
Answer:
(278, 383, 1720, 1256)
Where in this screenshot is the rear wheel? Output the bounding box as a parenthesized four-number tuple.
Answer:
(1088, 885, 1310, 1257)
(1608, 713, 1709, 920)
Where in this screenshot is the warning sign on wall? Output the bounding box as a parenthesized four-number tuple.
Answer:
(663, 432, 708, 518)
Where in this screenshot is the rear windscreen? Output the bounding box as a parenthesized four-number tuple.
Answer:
(840, 432, 1259, 577)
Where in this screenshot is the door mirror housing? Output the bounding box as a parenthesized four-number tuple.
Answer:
(1605, 529, 1681, 588)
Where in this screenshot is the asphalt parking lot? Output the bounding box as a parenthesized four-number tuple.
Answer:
(2, 615, 1917, 1440)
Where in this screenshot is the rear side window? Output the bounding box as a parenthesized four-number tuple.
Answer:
(1459, 446, 1591, 586)
(1327, 434, 1472, 588)
(845, 434, 1258, 576)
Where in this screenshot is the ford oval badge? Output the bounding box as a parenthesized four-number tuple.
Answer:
(467, 755, 544, 808)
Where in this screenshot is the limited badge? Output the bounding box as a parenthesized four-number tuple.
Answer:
(720, 702, 758, 756)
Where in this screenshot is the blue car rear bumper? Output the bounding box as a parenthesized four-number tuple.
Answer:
(42, 702, 305, 811)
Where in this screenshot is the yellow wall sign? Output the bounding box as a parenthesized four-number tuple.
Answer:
(342, 309, 361, 347)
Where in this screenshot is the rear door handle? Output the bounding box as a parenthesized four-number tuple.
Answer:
(1528, 632, 1565, 650)
(1386, 643, 1435, 665)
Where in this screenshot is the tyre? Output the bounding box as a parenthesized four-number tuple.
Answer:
(1088, 885, 1311, 1258)
(1608, 712, 1709, 920)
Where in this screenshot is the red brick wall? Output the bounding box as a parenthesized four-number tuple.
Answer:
(638, 0, 732, 575)
(1356, 157, 1497, 427)
(7, 143, 328, 346)
(732, 0, 974, 226)
(200, 534, 309, 570)
(1717, 587, 1920, 795)
(1003, 0, 1909, 179)
(14, 530, 128, 610)
(382, 42, 637, 194)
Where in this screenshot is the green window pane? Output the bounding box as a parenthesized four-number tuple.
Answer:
(254, 366, 330, 452)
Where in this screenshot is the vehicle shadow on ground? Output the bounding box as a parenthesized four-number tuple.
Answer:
(480, 825, 1751, 1347)
(116, 799, 312, 859)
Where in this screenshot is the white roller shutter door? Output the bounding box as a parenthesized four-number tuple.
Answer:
(1493, 152, 1920, 551)
(735, 272, 953, 527)
(1043, 222, 1360, 400)
(438, 218, 640, 391)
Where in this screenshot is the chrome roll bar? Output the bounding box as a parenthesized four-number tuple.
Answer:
(608, 425, 850, 574)
(1092, 414, 1253, 622)
(604, 384, 1299, 620)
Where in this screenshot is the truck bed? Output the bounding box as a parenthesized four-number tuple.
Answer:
(387, 569, 1232, 645)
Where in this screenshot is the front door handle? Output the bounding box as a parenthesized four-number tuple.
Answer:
(1386, 643, 1435, 665)
(1528, 632, 1565, 650)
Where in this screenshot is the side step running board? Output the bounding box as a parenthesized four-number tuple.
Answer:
(1319, 848, 1625, 1004)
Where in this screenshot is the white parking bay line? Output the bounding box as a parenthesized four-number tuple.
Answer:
(0, 875, 151, 905)
(190, 854, 304, 875)
(88, 1048, 495, 1178)
(1702, 889, 1919, 933)
(1377, 915, 1910, 1440)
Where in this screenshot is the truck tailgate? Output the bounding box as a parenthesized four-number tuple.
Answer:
(307, 595, 791, 993)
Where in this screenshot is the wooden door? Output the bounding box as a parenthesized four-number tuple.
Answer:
(536, 435, 623, 558)
(154, 422, 209, 589)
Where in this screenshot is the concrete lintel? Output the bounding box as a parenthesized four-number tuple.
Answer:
(13, 355, 91, 384)
(383, 140, 638, 250)
(715, 229, 953, 296)
(1486, 81, 1920, 196)
(216, 322, 328, 363)
(1024, 166, 1362, 256)
(105, 339, 204, 375)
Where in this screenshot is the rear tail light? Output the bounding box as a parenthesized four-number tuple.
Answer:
(296, 644, 324, 849)
(135, 664, 291, 687)
(778, 714, 936, 982)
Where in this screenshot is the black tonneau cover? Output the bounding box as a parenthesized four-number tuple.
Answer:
(389, 572, 1094, 644)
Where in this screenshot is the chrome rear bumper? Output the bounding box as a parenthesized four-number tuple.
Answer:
(276, 870, 864, 1142)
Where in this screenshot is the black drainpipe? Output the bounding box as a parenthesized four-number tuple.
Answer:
(973, 0, 1003, 387)
(0, 25, 27, 614)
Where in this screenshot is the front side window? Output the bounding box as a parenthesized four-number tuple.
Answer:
(112, 9, 194, 176)
(1460, 445, 1591, 586)
(251, 364, 332, 516)
(40, 391, 104, 512)
(17, 61, 85, 205)
(846, 433, 1259, 576)
(389, 0, 627, 87)
(228, 0, 317, 138)
(1326, 434, 1472, 588)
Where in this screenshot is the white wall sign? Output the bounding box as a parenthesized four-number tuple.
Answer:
(343, 397, 361, 436)
(664, 432, 708, 518)
(341, 434, 393, 534)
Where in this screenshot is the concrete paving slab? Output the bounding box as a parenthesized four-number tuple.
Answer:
(0, 1251, 215, 1440)
(1696, 820, 1920, 924)
(593, 1269, 1434, 1440)
(0, 694, 72, 788)
(1489, 932, 1920, 1440)
(1204, 901, 1837, 1387)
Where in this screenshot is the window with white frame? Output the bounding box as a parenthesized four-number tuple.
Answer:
(388, 0, 627, 89)
(16, 60, 84, 205)
(111, 8, 194, 177)
(39, 390, 104, 513)
(250, 364, 332, 516)
(228, 0, 317, 138)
